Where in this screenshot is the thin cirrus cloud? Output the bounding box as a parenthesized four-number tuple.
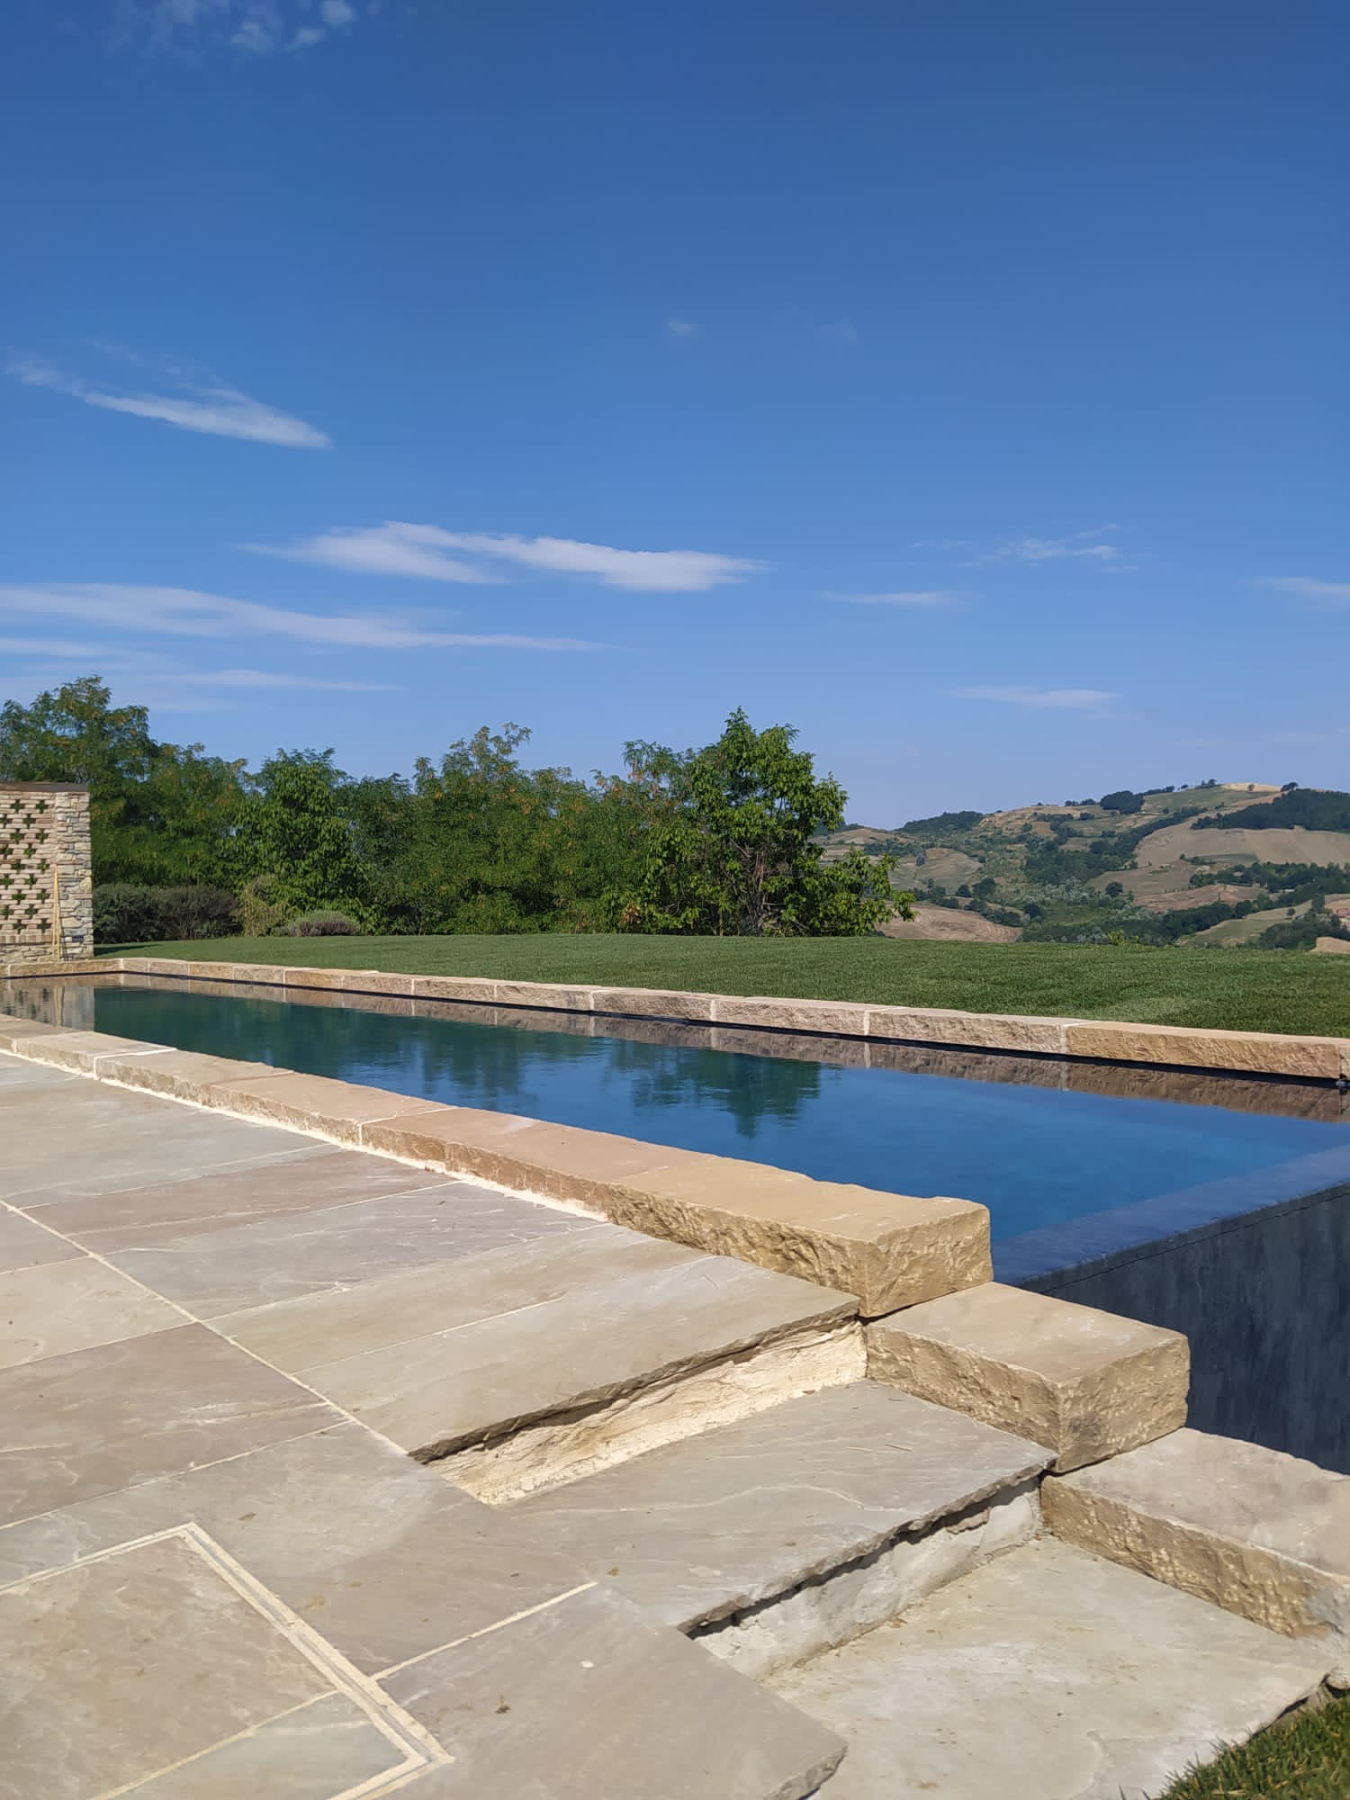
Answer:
(666, 318, 698, 337)
(247, 522, 765, 592)
(8, 355, 331, 449)
(1260, 576, 1350, 608)
(947, 685, 1117, 711)
(118, 0, 361, 57)
(917, 528, 1128, 568)
(0, 584, 599, 653)
(828, 590, 955, 607)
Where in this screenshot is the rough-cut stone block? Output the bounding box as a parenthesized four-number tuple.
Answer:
(15, 1029, 160, 1073)
(360, 1105, 703, 1205)
(866, 1005, 1067, 1056)
(711, 995, 869, 1036)
(267, 964, 347, 990)
(608, 1158, 991, 1317)
(184, 959, 250, 983)
(589, 984, 716, 1021)
(1065, 1019, 1345, 1080)
(492, 978, 596, 1013)
(206, 1069, 441, 1144)
(339, 968, 416, 997)
(95, 1049, 271, 1102)
(1044, 1427, 1350, 1682)
(410, 973, 498, 1005)
(868, 1281, 1188, 1469)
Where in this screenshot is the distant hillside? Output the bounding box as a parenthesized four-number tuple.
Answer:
(819, 782, 1350, 951)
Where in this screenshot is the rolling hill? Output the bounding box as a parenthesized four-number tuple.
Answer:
(819, 783, 1350, 951)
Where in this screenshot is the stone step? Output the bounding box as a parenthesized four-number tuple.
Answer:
(218, 1222, 865, 1502)
(511, 1381, 1051, 1677)
(868, 1280, 1188, 1470)
(771, 1537, 1335, 1800)
(1043, 1426, 1350, 1684)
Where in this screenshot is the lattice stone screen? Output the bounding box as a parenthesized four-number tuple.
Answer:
(0, 783, 94, 967)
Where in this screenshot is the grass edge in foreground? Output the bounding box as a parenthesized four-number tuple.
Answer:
(98, 934, 1350, 1038)
(1161, 1690, 1350, 1799)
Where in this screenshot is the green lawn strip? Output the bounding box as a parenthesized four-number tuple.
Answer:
(1161, 1693, 1350, 1799)
(105, 935, 1350, 1038)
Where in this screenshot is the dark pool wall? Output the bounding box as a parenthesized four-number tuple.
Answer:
(1032, 1189, 1350, 1475)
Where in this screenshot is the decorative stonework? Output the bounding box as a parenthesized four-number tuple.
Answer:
(0, 784, 93, 966)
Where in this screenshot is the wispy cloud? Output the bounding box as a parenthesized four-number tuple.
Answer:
(179, 668, 395, 691)
(115, 0, 361, 57)
(815, 319, 860, 347)
(0, 584, 599, 652)
(248, 522, 764, 592)
(916, 527, 1130, 569)
(1260, 576, 1350, 609)
(829, 590, 955, 608)
(978, 527, 1124, 567)
(947, 685, 1117, 711)
(666, 318, 698, 338)
(9, 354, 331, 449)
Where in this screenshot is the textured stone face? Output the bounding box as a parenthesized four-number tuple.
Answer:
(1064, 1019, 1345, 1080)
(607, 1158, 992, 1317)
(1043, 1427, 1350, 1683)
(867, 1280, 1188, 1469)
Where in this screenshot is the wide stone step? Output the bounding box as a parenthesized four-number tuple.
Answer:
(770, 1537, 1335, 1800)
(218, 1222, 864, 1501)
(511, 1380, 1050, 1676)
(1043, 1426, 1350, 1683)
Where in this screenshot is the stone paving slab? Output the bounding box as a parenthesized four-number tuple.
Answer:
(381, 1582, 845, 1800)
(770, 1537, 1333, 1800)
(1, 1079, 319, 1205)
(514, 1382, 1049, 1631)
(0, 1204, 81, 1271)
(1, 1532, 337, 1800)
(0, 1255, 181, 1368)
(301, 1244, 858, 1462)
(215, 1222, 675, 1372)
(104, 1176, 593, 1316)
(29, 1143, 450, 1249)
(1045, 1426, 1350, 1679)
(0, 1322, 342, 1523)
(0, 1052, 861, 1798)
(0, 1421, 588, 1674)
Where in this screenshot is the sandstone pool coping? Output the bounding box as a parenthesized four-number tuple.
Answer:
(9, 952, 1350, 1080)
(0, 1012, 990, 1318)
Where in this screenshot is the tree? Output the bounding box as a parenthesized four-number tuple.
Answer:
(1105, 880, 1124, 898)
(622, 708, 913, 935)
(0, 676, 245, 885)
(239, 752, 367, 920)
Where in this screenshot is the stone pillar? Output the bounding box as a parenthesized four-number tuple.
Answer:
(0, 784, 94, 967)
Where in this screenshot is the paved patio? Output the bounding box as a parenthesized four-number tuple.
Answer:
(0, 1053, 849, 1799)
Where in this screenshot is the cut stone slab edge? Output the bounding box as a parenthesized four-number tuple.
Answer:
(1043, 1427, 1350, 1686)
(6, 954, 1349, 1078)
(0, 1016, 982, 1315)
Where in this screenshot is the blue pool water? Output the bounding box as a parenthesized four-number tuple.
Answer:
(66, 981, 1350, 1273)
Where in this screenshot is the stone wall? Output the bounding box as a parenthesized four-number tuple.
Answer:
(0, 784, 94, 967)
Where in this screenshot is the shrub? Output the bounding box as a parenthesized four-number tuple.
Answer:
(239, 874, 289, 937)
(282, 910, 364, 937)
(93, 884, 239, 944)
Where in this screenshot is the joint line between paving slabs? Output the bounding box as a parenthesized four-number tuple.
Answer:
(24, 1523, 455, 1799)
(374, 1579, 600, 1678)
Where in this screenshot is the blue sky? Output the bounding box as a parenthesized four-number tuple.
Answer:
(3, 1, 1347, 822)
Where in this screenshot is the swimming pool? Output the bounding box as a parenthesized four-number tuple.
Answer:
(7, 971, 1349, 1472)
(13, 973, 1350, 1272)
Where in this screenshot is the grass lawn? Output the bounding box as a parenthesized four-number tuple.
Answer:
(1161, 1694, 1350, 1799)
(108, 934, 1350, 1038)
